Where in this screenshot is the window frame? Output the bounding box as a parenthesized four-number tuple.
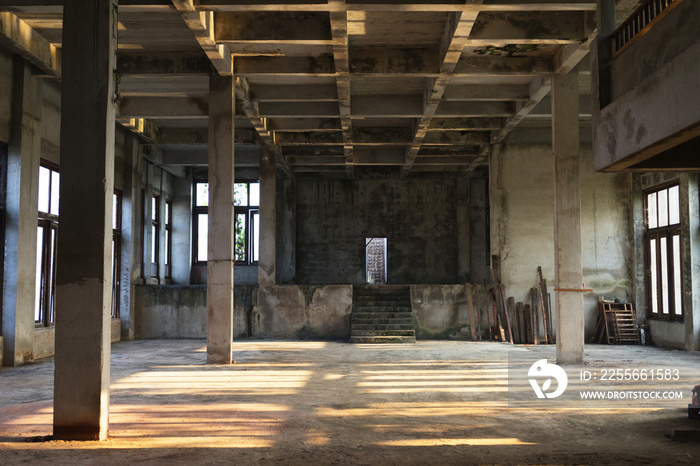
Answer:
(164, 198, 172, 279)
(150, 193, 160, 279)
(111, 190, 122, 319)
(192, 179, 260, 266)
(35, 161, 60, 328)
(234, 180, 260, 266)
(192, 179, 209, 266)
(644, 181, 683, 321)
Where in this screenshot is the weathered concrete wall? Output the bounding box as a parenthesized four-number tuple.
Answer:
(489, 143, 633, 341)
(134, 284, 254, 339)
(411, 285, 471, 339)
(0, 337, 3, 365)
(254, 285, 352, 339)
(40, 80, 61, 164)
(33, 327, 54, 360)
(276, 175, 296, 283)
(295, 172, 486, 285)
(111, 318, 121, 343)
(593, 0, 700, 170)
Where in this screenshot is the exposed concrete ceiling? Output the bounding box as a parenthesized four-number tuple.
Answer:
(0, 0, 597, 177)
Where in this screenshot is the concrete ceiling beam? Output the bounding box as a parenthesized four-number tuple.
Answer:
(0, 12, 60, 76)
(171, 0, 232, 76)
(328, 2, 353, 173)
(492, 74, 551, 143)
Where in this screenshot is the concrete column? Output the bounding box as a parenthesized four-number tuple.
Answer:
(594, 0, 616, 108)
(682, 174, 700, 350)
(53, 0, 117, 440)
(2, 57, 42, 366)
(258, 146, 276, 287)
(206, 70, 235, 364)
(120, 132, 142, 341)
(552, 71, 584, 364)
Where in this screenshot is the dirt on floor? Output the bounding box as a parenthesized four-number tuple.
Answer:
(1, 340, 700, 465)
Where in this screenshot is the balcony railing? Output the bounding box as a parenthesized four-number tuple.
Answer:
(612, 0, 681, 58)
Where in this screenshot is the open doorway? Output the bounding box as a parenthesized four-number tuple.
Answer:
(366, 238, 387, 284)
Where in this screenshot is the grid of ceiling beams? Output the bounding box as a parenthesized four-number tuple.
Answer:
(0, 0, 598, 176)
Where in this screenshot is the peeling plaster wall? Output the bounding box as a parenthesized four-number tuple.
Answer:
(134, 285, 254, 339)
(294, 172, 488, 285)
(254, 285, 353, 339)
(411, 285, 471, 339)
(489, 143, 633, 341)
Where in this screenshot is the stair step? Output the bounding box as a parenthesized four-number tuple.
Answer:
(353, 302, 411, 308)
(351, 330, 415, 337)
(353, 307, 411, 314)
(350, 335, 416, 344)
(352, 323, 415, 331)
(352, 317, 414, 324)
(351, 286, 414, 344)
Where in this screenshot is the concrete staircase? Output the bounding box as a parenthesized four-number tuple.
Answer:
(350, 285, 415, 343)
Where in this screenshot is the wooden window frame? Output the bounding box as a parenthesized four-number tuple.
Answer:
(644, 181, 683, 321)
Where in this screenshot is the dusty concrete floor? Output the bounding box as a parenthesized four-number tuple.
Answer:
(1, 340, 700, 465)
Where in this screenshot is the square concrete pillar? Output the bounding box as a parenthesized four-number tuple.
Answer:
(53, 0, 117, 440)
(206, 71, 235, 364)
(552, 71, 584, 364)
(258, 146, 276, 287)
(2, 57, 42, 367)
(120, 132, 142, 341)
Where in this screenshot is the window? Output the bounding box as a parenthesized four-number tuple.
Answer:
(645, 182, 682, 320)
(111, 190, 122, 319)
(234, 181, 260, 265)
(36, 162, 59, 327)
(165, 199, 172, 278)
(192, 180, 259, 265)
(151, 194, 160, 278)
(366, 238, 387, 284)
(192, 180, 208, 264)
